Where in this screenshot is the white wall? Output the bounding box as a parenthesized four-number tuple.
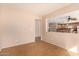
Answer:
(43, 32, 79, 49)
(41, 4, 79, 53)
(0, 5, 35, 49)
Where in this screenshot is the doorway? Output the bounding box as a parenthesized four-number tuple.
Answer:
(35, 19, 41, 42)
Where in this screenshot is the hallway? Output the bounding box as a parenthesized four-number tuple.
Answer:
(0, 40, 78, 56)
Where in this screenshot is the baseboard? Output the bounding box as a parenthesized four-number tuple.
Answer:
(42, 40, 66, 49)
(1, 40, 35, 50)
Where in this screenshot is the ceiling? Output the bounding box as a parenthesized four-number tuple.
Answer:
(2, 3, 70, 16)
(19, 3, 70, 16)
